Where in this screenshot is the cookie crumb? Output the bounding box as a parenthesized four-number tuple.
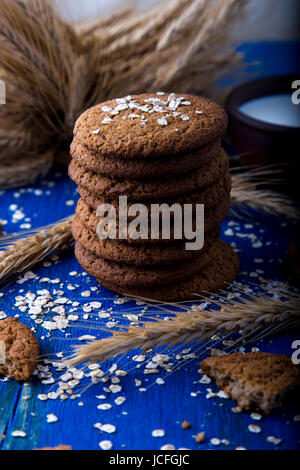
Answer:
(195, 432, 205, 443)
(181, 420, 191, 430)
(35, 445, 71, 450)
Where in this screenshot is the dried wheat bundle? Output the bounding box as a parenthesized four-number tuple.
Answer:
(0, 217, 73, 284)
(230, 166, 299, 220)
(0, 0, 249, 174)
(66, 283, 300, 367)
(0, 152, 53, 189)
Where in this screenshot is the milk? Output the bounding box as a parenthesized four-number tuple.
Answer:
(239, 94, 300, 128)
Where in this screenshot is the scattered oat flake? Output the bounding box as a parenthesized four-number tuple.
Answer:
(250, 412, 262, 421)
(157, 117, 168, 126)
(210, 437, 220, 446)
(78, 335, 96, 341)
(12, 430, 26, 438)
(47, 413, 58, 423)
(232, 406, 242, 413)
(92, 128, 100, 134)
(97, 403, 112, 411)
(110, 384, 122, 394)
(133, 354, 145, 362)
(161, 444, 175, 450)
(152, 429, 165, 437)
(267, 436, 282, 445)
(248, 424, 261, 433)
(156, 378, 165, 385)
(81, 291, 91, 297)
(199, 375, 211, 384)
(90, 302, 102, 308)
(222, 439, 230, 446)
(100, 424, 116, 434)
(217, 390, 229, 399)
(115, 396, 126, 406)
(38, 394, 48, 401)
(113, 298, 128, 305)
(99, 440, 113, 450)
(102, 117, 113, 124)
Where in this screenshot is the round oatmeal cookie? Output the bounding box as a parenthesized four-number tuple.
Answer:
(0, 317, 39, 381)
(76, 173, 231, 212)
(68, 148, 228, 200)
(73, 93, 227, 159)
(72, 214, 220, 266)
(75, 241, 214, 288)
(70, 138, 222, 179)
(75, 172, 231, 241)
(97, 240, 240, 301)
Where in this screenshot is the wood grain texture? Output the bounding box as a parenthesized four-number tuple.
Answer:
(0, 41, 300, 450)
(0, 169, 299, 450)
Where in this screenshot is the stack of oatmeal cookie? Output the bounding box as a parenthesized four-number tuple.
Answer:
(69, 93, 239, 300)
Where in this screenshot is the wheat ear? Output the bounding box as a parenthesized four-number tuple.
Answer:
(231, 167, 299, 220)
(66, 284, 300, 367)
(0, 216, 73, 284)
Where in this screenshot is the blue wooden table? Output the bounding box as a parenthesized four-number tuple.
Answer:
(0, 41, 299, 451)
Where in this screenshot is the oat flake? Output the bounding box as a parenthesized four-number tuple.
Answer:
(248, 424, 261, 433)
(152, 429, 165, 437)
(210, 438, 221, 446)
(161, 444, 175, 450)
(47, 413, 58, 423)
(97, 403, 112, 410)
(99, 440, 113, 450)
(12, 430, 26, 437)
(100, 424, 116, 434)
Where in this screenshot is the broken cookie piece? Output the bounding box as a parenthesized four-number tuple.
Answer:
(0, 317, 39, 381)
(200, 352, 300, 414)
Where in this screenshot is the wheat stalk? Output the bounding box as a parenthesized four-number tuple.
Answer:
(0, 216, 73, 284)
(76, 3, 135, 37)
(0, 0, 250, 170)
(160, 0, 248, 87)
(0, 152, 53, 189)
(230, 166, 299, 220)
(66, 283, 300, 367)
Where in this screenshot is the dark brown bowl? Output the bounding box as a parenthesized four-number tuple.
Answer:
(226, 75, 300, 196)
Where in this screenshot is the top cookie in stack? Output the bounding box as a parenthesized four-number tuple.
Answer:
(69, 93, 239, 301)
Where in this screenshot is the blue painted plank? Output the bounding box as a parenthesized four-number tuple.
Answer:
(0, 41, 300, 451)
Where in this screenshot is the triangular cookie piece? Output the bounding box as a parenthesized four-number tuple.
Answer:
(200, 352, 300, 414)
